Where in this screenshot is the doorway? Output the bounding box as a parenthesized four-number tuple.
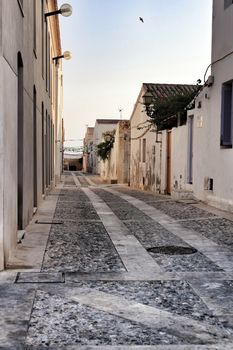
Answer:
(17, 52, 24, 230)
(187, 115, 194, 184)
(33, 86, 37, 207)
(166, 130, 172, 194)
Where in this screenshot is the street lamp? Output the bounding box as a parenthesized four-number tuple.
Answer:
(142, 91, 154, 106)
(53, 51, 72, 61)
(45, 3, 73, 18)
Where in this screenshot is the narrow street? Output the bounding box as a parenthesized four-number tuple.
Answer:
(1, 171, 233, 349)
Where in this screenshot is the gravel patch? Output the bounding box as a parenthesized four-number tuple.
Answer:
(116, 187, 170, 202)
(54, 206, 100, 221)
(93, 189, 151, 221)
(148, 201, 215, 220)
(180, 218, 233, 250)
(42, 222, 125, 273)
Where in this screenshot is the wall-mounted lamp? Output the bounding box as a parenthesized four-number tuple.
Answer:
(142, 91, 154, 106)
(45, 3, 73, 18)
(53, 51, 72, 61)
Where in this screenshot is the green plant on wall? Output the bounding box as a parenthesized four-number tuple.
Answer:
(96, 130, 115, 161)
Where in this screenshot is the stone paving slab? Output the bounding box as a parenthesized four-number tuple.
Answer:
(15, 272, 65, 283)
(189, 280, 233, 316)
(25, 283, 232, 348)
(0, 284, 35, 348)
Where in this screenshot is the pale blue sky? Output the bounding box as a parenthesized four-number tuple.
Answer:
(58, 0, 212, 145)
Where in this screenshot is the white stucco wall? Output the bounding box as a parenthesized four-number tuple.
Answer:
(130, 91, 166, 192)
(171, 125, 190, 192)
(93, 121, 120, 174)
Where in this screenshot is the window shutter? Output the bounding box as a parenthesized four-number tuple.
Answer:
(221, 84, 232, 147)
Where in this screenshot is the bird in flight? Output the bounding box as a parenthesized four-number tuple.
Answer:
(139, 17, 144, 23)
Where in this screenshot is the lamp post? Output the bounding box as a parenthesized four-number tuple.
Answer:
(142, 91, 154, 106)
(53, 51, 72, 61)
(45, 3, 73, 18)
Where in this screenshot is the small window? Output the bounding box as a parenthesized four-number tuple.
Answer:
(139, 139, 141, 162)
(221, 81, 233, 147)
(33, 1, 37, 55)
(142, 138, 146, 162)
(224, 0, 233, 9)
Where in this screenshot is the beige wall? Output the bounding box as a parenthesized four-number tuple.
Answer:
(100, 121, 130, 183)
(130, 90, 167, 193)
(0, 0, 63, 269)
(93, 122, 120, 174)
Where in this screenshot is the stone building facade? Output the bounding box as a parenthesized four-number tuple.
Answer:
(92, 119, 122, 174)
(0, 0, 63, 270)
(100, 120, 130, 184)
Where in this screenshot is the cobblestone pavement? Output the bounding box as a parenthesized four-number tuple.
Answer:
(1, 171, 233, 349)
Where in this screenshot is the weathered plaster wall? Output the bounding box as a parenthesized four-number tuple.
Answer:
(130, 92, 164, 192)
(100, 121, 130, 183)
(2, 59, 18, 260)
(0, 56, 4, 270)
(0, 0, 62, 267)
(93, 122, 119, 174)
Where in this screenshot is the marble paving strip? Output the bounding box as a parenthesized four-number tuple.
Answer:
(105, 188, 233, 274)
(82, 174, 97, 186)
(71, 172, 81, 186)
(82, 188, 162, 275)
(189, 280, 233, 316)
(66, 270, 232, 283)
(70, 289, 229, 343)
(63, 345, 233, 350)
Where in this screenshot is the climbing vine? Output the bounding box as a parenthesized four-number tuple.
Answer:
(96, 130, 115, 161)
(144, 89, 200, 131)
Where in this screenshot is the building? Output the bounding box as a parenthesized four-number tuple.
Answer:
(130, 83, 198, 194)
(185, 0, 233, 211)
(0, 0, 63, 270)
(100, 120, 130, 184)
(83, 127, 94, 173)
(92, 119, 122, 174)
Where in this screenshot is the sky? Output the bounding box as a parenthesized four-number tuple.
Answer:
(58, 0, 212, 146)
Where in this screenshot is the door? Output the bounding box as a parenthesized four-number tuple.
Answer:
(187, 116, 194, 184)
(166, 130, 172, 194)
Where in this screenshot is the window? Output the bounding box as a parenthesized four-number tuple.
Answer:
(221, 81, 233, 147)
(33, 1, 37, 55)
(224, 0, 233, 9)
(142, 138, 146, 162)
(139, 139, 141, 162)
(41, 0, 45, 77)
